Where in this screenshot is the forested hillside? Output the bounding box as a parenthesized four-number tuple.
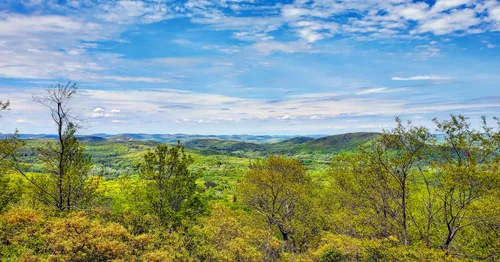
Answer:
(1, 86, 499, 261)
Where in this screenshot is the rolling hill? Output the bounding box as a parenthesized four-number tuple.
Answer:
(184, 132, 379, 156)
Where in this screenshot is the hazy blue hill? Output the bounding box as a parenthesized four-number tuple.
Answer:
(90, 133, 112, 138)
(77, 136, 106, 142)
(17, 134, 59, 139)
(221, 135, 287, 144)
(13, 134, 106, 142)
(107, 135, 136, 142)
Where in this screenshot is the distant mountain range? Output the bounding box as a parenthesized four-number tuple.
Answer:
(12, 133, 328, 144)
(9, 132, 380, 156)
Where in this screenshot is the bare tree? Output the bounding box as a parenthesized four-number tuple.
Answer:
(34, 82, 77, 210)
(23, 82, 93, 211)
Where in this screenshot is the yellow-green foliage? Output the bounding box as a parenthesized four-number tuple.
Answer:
(0, 207, 193, 261)
(310, 233, 456, 262)
(0, 115, 499, 261)
(193, 203, 279, 261)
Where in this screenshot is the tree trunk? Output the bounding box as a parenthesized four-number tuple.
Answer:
(67, 180, 71, 211)
(278, 223, 295, 252)
(443, 228, 456, 250)
(57, 102, 65, 211)
(402, 180, 408, 246)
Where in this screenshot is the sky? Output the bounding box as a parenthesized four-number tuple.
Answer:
(0, 0, 499, 135)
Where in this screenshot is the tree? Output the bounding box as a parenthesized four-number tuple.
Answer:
(15, 82, 94, 211)
(0, 133, 24, 212)
(328, 118, 432, 246)
(36, 122, 93, 211)
(432, 115, 500, 250)
(366, 118, 432, 246)
(139, 142, 206, 227)
(238, 155, 313, 252)
(328, 152, 397, 239)
(0, 101, 23, 211)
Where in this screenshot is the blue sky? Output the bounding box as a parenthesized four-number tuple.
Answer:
(0, 0, 499, 135)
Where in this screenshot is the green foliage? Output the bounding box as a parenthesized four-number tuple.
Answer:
(0, 133, 24, 212)
(0, 113, 498, 261)
(238, 155, 320, 252)
(192, 203, 279, 261)
(312, 233, 455, 262)
(139, 142, 207, 227)
(327, 115, 500, 259)
(31, 122, 96, 211)
(432, 115, 500, 252)
(0, 207, 193, 261)
(362, 117, 432, 245)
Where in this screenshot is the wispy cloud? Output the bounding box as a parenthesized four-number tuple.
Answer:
(355, 88, 399, 95)
(2, 86, 498, 133)
(392, 75, 452, 81)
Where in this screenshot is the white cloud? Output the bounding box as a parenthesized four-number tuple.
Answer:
(414, 8, 480, 35)
(93, 75, 170, 83)
(15, 119, 32, 124)
(0, 12, 170, 82)
(489, 6, 500, 21)
(91, 107, 121, 118)
(396, 2, 431, 20)
(431, 0, 472, 13)
(0, 0, 498, 84)
(0, 13, 104, 38)
(0, 13, 110, 80)
(482, 40, 496, 48)
(291, 20, 338, 43)
(356, 87, 390, 95)
(282, 7, 309, 19)
(392, 75, 452, 81)
(96, 1, 171, 24)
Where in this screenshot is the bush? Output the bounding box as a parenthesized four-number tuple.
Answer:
(311, 233, 455, 262)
